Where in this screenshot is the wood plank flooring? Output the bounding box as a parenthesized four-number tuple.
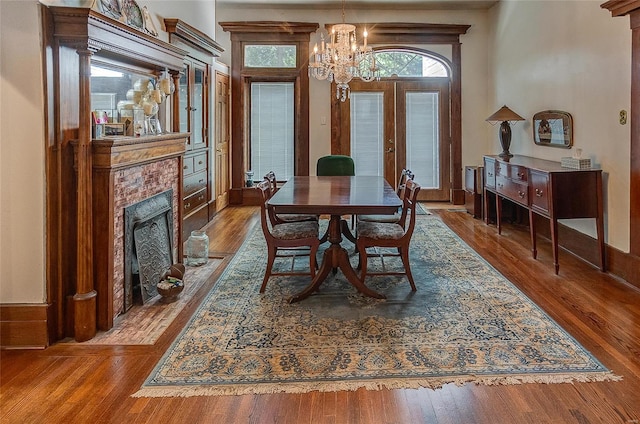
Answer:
(2, 205, 639, 423)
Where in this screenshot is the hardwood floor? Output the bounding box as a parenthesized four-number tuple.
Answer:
(2, 205, 639, 423)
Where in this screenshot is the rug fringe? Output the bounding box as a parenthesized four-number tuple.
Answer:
(132, 372, 622, 398)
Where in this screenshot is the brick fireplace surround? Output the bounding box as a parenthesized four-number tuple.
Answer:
(92, 134, 187, 330)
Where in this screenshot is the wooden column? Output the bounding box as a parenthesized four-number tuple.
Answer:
(451, 41, 464, 205)
(73, 47, 97, 342)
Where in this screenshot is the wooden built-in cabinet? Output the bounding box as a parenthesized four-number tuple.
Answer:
(483, 155, 605, 275)
(165, 19, 224, 242)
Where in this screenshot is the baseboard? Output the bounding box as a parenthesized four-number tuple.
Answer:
(0, 303, 53, 349)
(533, 215, 640, 291)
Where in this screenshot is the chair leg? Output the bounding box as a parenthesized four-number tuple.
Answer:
(357, 243, 368, 282)
(399, 245, 417, 291)
(261, 245, 277, 293)
(309, 244, 318, 278)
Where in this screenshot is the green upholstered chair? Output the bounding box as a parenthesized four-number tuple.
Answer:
(316, 155, 356, 232)
(316, 155, 355, 176)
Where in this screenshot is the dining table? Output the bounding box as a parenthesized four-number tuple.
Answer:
(267, 176, 402, 302)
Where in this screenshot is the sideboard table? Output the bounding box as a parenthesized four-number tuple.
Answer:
(483, 155, 605, 274)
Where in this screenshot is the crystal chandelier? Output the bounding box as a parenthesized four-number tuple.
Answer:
(308, 0, 379, 102)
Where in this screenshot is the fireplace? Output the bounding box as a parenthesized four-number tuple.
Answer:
(123, 190, 174, 311)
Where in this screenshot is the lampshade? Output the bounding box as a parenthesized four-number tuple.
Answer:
(486, 105, 525, 123)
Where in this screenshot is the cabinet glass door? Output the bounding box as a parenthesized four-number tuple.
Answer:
(192, 65, 206, 149)
(179, 65, 189, 146)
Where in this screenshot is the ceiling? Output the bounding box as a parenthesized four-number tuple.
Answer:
(216, 0, 498, 10)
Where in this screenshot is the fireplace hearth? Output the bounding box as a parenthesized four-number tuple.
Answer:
(123, 190, 174, 311)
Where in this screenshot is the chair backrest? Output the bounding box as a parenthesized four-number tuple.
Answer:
(256, 180, 275, 238)
(397, 168, 415, 198)
(316, 155, 355, 176)
(263, 171, 278, 196)
(398, 179, 421, 235)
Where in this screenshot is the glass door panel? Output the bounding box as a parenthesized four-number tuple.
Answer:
(350, 92, 384, 177)
(192, 66, 206, 149)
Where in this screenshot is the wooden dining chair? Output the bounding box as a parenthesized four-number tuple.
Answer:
(356, 179, 422, 291)
(357, 168, 415, 225)
(256, 180, 320, 293)
(263, 171, 318, 225)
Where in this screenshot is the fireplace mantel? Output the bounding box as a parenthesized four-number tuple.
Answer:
(92, 133, 189, 169)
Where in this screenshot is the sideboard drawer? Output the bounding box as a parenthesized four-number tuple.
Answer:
(183, 156, 194, 176)
(530, 171, 550, 214)
(193, 152, 207, 172)
(184, 170, 207, 197)
(183, 188, 207, 214)
(496, 175, 528, 205)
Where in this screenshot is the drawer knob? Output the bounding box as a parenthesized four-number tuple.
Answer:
(535, 188, 543, 197)
(518, 191, 525, 198)
(198, 161, 203, 165)
(488, 172, 494, 177)
(198, 195, 204, 201)
(185, 202, 190, 208)
(183, 165, 188, 169)
(517, 172, 525, 179)
(199, 179, 204, 183)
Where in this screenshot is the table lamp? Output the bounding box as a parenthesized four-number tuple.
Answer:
(486, 105, 525, 158)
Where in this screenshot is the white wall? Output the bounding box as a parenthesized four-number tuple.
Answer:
(215, 5, 491, 173)
(488, 0, 631, 251)
(0, 1, 47, 303)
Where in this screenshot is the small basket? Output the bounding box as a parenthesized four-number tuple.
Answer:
(561, 157, 592, 170)
(157, 263, 185, 303)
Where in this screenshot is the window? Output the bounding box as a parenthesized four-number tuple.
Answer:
(374, 50, 449, 78)
(219, 21, 317, 196)
(244, 45, 296, 68)
(250, 82, 295, 180)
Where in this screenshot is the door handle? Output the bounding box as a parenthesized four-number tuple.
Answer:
(386, 148, 395, 153)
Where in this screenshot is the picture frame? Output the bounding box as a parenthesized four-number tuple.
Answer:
(532, 110, 573, 148)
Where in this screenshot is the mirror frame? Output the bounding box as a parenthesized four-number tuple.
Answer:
(532, 110, 573, 148)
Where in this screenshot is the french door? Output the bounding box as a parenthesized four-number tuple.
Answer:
(336, 78, 451, 201)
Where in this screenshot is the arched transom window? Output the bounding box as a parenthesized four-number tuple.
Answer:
(373, 49, 449, 78)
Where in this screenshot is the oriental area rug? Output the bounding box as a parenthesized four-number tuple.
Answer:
(134, 217, 619, 397)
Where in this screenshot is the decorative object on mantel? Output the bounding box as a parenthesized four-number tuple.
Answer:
(533, 110, 573, 148)
(141, 6, 158, 37)
(96, 0, 159, 37)
(486, 105, 526, 159)
(129, 71, 175, 136)
(97, 0, 121, 20)
(308, 0, 379, 101)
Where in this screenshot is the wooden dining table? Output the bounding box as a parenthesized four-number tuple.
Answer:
(267, 176, 402, 302)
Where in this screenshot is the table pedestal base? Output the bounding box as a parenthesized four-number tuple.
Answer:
(288, 215, 386, 303)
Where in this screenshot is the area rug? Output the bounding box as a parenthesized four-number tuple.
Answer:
(134, 217, 619, 397)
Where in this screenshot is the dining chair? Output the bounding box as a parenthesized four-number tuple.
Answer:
(316, 155, 356, 232)
(256, 180, 320, 293)
(263, 171, 318, 225)
(356, 179, 422, 291)
(316, 155, 355, 176)
(357, 168, 415, 225)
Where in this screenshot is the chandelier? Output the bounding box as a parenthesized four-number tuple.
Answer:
(308, 0, 379, 102)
